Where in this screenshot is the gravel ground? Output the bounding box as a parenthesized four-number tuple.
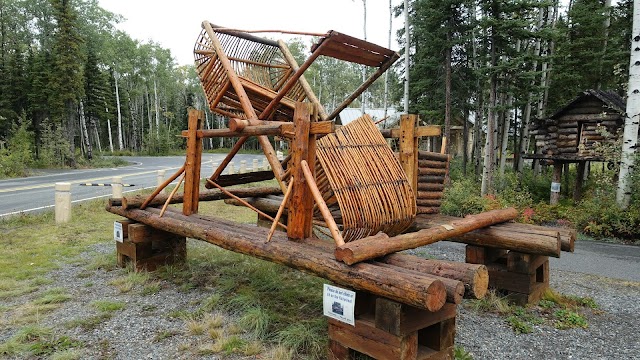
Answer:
(2, 240, 639, 360)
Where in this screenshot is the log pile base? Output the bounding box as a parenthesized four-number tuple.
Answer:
(465, 245, 549, 305)
(329, 291, 455, 360)
(115, 220, 186, 272)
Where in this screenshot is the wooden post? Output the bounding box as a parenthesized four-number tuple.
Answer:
(574, 161, 586, 202)
(55, 182, 71, 224)
(287, 102, 316, 240)
(183, 109, 204, 215)
(550, 162, 562, 205)
(399, 114, 418, 193)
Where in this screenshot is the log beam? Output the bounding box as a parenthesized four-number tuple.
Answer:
(335, 208, 519, 265)
(105, 205, 447, 311)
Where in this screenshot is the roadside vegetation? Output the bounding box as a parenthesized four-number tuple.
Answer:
(466, 289, 598, 335)
(441, 157, 640, 243)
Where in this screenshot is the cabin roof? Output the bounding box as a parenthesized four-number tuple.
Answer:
(549, 89, 625, 119)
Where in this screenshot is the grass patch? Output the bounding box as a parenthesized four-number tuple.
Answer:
(86, 252, 118, 271)
(454, 345, 474, 360)
(141, 281, 162, 295)
(153, 330, 181, 342)
(0, 325, 82, 357)
(65, 313, 113, 330)
(91, 299, 125, 312)
(468, 288, 594, 334)
(0, 198, 121, 322)
(34, 288, 72, 305)
(108, 271, 150, 293)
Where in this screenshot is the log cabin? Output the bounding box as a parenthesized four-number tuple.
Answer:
(525, 89, 625, 203)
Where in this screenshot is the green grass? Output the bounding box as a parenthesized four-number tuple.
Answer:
(65, 313, 113, 330)
(34, 288, 72, 305)
(0, 325, 82, 358)
(91, 300, 125, 312)
(0, 199, 120, 314)
(108, 270, 150, 293)
(454, 345, 474, 360)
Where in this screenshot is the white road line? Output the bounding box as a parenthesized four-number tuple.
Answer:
(0, 185, 165, 218)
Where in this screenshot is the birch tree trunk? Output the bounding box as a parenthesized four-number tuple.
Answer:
(107, 117, 114, 153)
(444, 28, 452, 155)
(404, 0, 410, 114)
(79, 100, 92, 159)
(517, 9, 545, 174)
(616, 0, 640, 208)
(154, 78, 160, 136)
(382, 0, 392, 127)
(361, 0, 367, 115)
(114, 71, 124, 151)
(481, 27, 497, 196)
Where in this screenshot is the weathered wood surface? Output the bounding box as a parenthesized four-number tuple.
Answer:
(213, 170, 275, 187)
(415, 213, 572, 253)
(105, 205, 447, 311)
(113, 187, 282, 209)
(335, 208, 519, 265)
(380, 254, 488, 299)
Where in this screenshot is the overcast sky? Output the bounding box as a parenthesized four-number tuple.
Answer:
(97, 0, 404, 66)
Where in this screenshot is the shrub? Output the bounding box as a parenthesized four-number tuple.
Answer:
(440, 178, 489, 217)
(0, 115, 34, 178)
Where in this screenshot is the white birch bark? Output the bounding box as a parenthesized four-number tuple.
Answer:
(616, 0, 640, 208)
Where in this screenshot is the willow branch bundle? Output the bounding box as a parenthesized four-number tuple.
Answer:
(316, 115, 416, 242)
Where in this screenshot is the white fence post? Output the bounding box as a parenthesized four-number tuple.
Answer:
(157, 170, 166, 194)
(262, 158, 269, 170)
(240, 160, 247, 173)
(112, 176, 123, 199)
(253, 159, 259, 172)
(55, 182, 71, 224)
(228, 162, 235, 175)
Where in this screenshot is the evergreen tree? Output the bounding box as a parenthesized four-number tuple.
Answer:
(50, 0, 85, 165)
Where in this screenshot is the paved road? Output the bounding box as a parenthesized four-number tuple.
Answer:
(0, 154, 265, 217)
(425, 239, 640, 283)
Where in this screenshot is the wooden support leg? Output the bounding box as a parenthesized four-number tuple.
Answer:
(116, 223, 187, 272)
(399, 114, 419, 193)
(183, 109, 204, 215)
(466, 245, 550, 305)
(574, 161, 586, 202)
(328, 291, 456, 360)
(287, 102, 316, 240)
(550, 162, 562, 205)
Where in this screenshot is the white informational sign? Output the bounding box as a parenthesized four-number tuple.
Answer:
(113, 221, 124, 242)
(323, 284, 356, 326)
(550, 182, 561, 193)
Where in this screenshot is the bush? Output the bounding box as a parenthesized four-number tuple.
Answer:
(0, 115, 34, 178)
(440, 178, 489, 217)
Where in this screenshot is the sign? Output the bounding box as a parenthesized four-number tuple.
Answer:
(113, 222, 124, 242)
(323, 284, 355, 326)
(550, 182, 561, 193)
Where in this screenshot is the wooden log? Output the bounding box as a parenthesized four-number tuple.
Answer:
(416, 199, 442, 207)
(288, 103, 315, 240)
(301, 160, 344, 246)
(557, 113, 620, 121)
(376, 263, 464, 304)
(414, 214, 566, 254)
(418, 151, 449, 162)
(398, 115, 418, 193)
(105, 205, 447, 311)
(113, 187, 282, 209)
(417, 183, 445, 191)
(224, 196, 283, 214)
(417, 206, 440, 214)
(418, 167, 447, 176)
(418, 159, 447, 168)
(418, 175, 445, 183)
(558, 127, 578, 134)
(558, 121, 578, 128)
(214, 170, 275, 187)
(380, 125, 441, 139)
(335, 208, 520, 265)
(380, 254, 488, 299)
(416, 191, 444, 199)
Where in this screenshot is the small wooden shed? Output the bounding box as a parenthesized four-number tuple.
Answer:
(525, 89, 625, 203)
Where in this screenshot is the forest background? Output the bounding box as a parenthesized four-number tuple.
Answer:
(0, 0, 637, 240)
